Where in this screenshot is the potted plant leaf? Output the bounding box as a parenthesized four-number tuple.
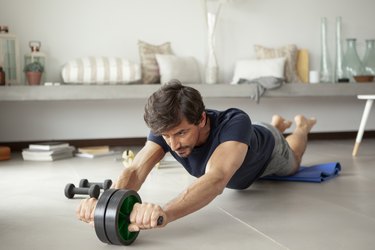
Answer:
(24, 61, 44, 85)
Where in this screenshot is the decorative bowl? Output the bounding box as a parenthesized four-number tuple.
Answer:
(353, 75, 374, 83)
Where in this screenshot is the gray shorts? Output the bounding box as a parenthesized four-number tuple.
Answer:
(254, 122, 297, 177)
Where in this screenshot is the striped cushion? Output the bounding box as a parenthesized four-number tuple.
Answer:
(138, 40, 173, 84)
(61, 57, 141, 84)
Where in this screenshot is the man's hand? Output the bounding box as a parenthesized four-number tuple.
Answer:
(76, 197, 98, 225)
(128, 203, 167, 232)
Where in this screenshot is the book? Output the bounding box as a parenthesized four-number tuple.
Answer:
(75, 150, 117, 159)
(75, 145, 117, 158)
(29, 141, 70, 151)
(77, 146, 110, 154)
(22, 146, 75, 161)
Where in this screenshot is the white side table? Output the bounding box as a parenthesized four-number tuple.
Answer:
(352, 95, 375, 156)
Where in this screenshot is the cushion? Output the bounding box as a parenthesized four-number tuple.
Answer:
(155, 54, 201, 84)
(138, 40, 173, 84)
(61, 57, 141, 84)
(254, 44, 300, 83)
(231, 57, 286, 84)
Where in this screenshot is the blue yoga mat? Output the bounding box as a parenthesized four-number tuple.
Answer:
(260, 162, 341, 183)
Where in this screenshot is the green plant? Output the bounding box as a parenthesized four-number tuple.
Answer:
(24, 61, 44, 73)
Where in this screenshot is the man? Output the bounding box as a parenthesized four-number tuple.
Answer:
(77, 79, 316, 232)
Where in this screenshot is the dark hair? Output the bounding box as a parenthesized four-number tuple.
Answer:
(144, 79, 205, 135)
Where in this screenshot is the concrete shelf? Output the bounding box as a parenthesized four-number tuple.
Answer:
(1, 83, 374, 101)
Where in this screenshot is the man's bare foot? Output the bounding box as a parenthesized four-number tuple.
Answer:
(271, 115, 292, 133)
(294, 115, 317, 133)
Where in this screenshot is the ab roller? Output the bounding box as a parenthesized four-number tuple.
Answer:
(95, 188, 163, 245)
(65, 179, 162, 245)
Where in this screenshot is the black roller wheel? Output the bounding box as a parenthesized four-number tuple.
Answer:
(94, 189, 119, 244)
(105, 189, 142, 245)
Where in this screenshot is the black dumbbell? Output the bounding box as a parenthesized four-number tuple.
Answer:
(79, 179, 112, 190)
(94, 189, 163, 245)
(65, 183, 100, 199)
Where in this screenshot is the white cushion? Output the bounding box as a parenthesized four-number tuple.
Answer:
(255, 44, 300, 83)
(231, 57, 286, 84)
(155, 54, 201, 84)
(61, 57, 141, 84)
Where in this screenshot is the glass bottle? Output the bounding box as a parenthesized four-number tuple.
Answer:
(334, 17, 346, 82)
(342, 38, 364, 82)
(320, 17, 333, 83)
(363, 39, 375, 76)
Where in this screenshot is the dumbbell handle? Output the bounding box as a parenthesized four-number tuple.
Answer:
(80, 179, 112, 190)
(87, 182, 105, 187)
(73, 186, 94, 194)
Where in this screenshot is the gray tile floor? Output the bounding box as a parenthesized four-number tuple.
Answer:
(0, 139, 374, 250)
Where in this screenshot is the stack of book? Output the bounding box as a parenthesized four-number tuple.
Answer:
(22, 142, 75, 161)
(75, 145, 116, 158)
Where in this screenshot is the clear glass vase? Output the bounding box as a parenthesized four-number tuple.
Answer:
(320, 17, 333, 83)
(334, 17, 346, 82)
(363, 39, 375, 76)
(342, 38, 364, 82)
(205, 4, 221, 84)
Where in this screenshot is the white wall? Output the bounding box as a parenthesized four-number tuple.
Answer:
(1, 0, 374, 83)
(1, 0, 374, 142)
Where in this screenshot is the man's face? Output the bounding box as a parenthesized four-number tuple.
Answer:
(161, 116, 204, 158)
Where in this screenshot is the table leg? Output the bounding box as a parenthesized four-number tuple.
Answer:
(352, 99, 374, 156)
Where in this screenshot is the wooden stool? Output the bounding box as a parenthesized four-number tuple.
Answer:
(352, 95, 375, 156)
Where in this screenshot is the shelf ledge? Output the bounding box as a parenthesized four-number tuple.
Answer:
(0, 83, 374, 101)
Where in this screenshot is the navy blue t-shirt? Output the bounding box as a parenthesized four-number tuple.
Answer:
(147, 108, 275, 190)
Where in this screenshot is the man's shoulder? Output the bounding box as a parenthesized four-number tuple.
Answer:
(208, 108, 252, 145)
(208, 108, 251, 131)
(221, 108, 250, 123)
(207, 108, 249, 119)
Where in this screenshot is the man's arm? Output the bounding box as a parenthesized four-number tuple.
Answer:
(115, 141, 165, 190)
(129, 140, 248, 230)
(76, 141, 165, 223)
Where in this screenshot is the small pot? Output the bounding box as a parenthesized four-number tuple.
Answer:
(353, 75, 374, 83)
(26, 72, 42, 85)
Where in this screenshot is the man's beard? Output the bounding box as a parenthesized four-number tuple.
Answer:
(175, 145, 192, 158)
